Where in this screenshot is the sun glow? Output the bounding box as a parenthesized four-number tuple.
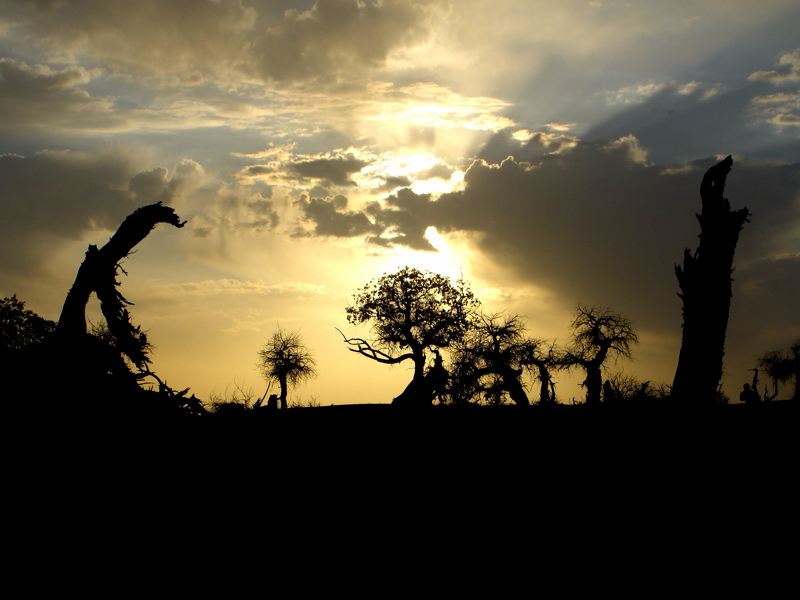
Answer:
(424, 225, 447, 252)
(376, 226, 472, 282)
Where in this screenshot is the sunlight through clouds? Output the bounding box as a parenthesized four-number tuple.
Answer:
(2, 1, 798, 405)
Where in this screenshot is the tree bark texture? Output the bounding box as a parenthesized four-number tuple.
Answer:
(672, 156, 750, 403)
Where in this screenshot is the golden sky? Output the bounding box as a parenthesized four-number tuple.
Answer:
(1, 0, 798, 404)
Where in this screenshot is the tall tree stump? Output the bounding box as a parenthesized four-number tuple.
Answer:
(672, 156, 750, 403)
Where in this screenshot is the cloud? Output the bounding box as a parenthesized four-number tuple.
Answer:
(129, 159, 204, 205)
(0, 149, 137, 241)
(250, 0, 424, 83)
(238, 148, 371, 190)
(3, 0, 257, 80)
(287, 154, 369, 187)
(365, 187, 439, 251)
(189, 191, 280, 239)
(749, 91, 800, 130)
(154, 278, 327, 298)
(295, 134, 800, 342)
(605, 79, 723, 105)
(293, 194, 379, 238)
(0, 150, 205, 277)
(0, 58, 118, 133)
(749, 48, 800, 84)
(769, 113, 800, 127)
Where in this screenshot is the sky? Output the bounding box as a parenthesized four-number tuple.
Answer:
(1, 0, 798, 405)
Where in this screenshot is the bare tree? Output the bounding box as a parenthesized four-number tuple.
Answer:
(450, 312, 538, 406)
(561, 304, 638, 405)
(258, 327, 317, 409)
(521, 339, 561, 405)
(757, 339, 799, 402)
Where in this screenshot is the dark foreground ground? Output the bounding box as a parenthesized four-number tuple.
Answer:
(8, 393, 794, 467)
(5, 399, 794, 518)
(18, 397, 793, 455)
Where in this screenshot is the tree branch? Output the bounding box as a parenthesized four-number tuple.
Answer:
(335, 327, 414, 365)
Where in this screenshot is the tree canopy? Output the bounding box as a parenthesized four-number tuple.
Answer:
(449, 312, 535, 406)
(562, 304, 638, 404)
(258, 327, 317, 409)
(0, 295, 56, 352)
(758, 339, 799, 401)
(343, 266, 479, 405)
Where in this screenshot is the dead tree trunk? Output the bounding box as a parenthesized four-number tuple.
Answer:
(672, 156, 750, 404)
(55, 202, 185, 368)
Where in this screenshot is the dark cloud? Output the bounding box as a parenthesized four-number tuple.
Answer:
(375, 174, 413, 192)
(129, 158, 204, 205)
(286, 154, 369, 187)
(0, 149, 134, 278)
(3, 0, 256, 78)
(0, 150, 204, 276)
(0, 58, 118, 133)
(251, 0, 423, 83)
(293, 194, 378, 238)
(366, 188, 438, 251)
(0, 150, 135, 239)
(315, 135, 799, 341)
(445, 145, 797, 335)
(242, 165, 274, 177)
(2, 0, 427, 105)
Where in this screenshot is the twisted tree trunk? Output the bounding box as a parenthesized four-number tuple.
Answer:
(56, 202, 185, 367)
(672, 157, 750, 404)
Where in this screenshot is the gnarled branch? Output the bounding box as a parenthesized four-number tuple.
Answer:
(335, 327, 414, 365)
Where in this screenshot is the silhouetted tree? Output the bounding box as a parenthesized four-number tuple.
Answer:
(1, 295, 56, 352)
(258, 327, 317, 409)
(342, 267, 479, 405)
(449, 312, 536, 406)
(561, 304, 638, 405)
(672, 156, 750, 404)
(56, 202, 185, 370)
(521, 339, 561, 405)
(61, 203, 209, 414)
(757, 339, 799, 401)
(4, 205, 206, 419)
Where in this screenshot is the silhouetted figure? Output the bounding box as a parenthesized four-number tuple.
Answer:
(426, 349, 449, 402)
(672, 156, 750, 404)
(267, 394, 279, 410)
(740, 383, 760, 404)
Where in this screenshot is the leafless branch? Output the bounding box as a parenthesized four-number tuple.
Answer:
(335, 327, 413, 365)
